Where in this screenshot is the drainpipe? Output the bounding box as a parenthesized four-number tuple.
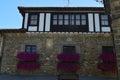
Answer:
(0, 32, 5, 73)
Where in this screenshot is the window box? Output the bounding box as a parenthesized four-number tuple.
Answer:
(17, 52, 39, 61)
(57, 62, 80, 72)
(97, 63, 117, 71)
(99, 53, 116, 62)
(57, 53, 80, 62)
(17, 61, 40, 71)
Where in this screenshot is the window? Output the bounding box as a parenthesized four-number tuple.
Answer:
(52, 14, 87, 26)
(70, 15, 75, 25)
(75, 15, 80, 25)
(102, 46, 113, 53)
(58, 14, 63, 25)
(25, 45, 37, 53)
(29, 14, 38, 26)
(81, 15, 86, 25)
(63, 46, 75, 53)
(53, 15, 57, 25)
(100, 15, 109, 26)
(64, 14, 69, 25)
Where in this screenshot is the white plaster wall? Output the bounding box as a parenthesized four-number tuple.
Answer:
(39, 13, 45, 31)
(101, 27, 111, 32)
(28, 26, 37, 31)
(24, 13, 29, 29)
(88, 13, 94, 32)
(45, 13, 51, 31)
(95, 13, 100, 32)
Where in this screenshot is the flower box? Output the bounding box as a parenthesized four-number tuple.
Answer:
(97, 63, 117, 71)
(17, 52, 39, 61)
(99, 53, 116, 62)
(57, 62, 80, 72)
(57, 53, 80, 62)
(17, 61, 40, 71)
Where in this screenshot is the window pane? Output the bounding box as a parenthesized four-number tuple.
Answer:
(101, 21, 108, 25)
(31, 15, 37, 19)
(32, 46, 36, 53)
(71, 20, 74, 25)
(76, 20, 80, 25)
(30, 20, 37, 25)
(63, 46, 75, 53)
(101, 15, 108, 19)
(26, 46, 31, 53)
(76, 15, 80, 19)
(64, 20, 69, 25)
(70, 15, 74, 19)
(53, 20, 57, 25)
(81, 15, 86, 19)
(81, 20, 86, 25)
(64, 15, 69, 19)
(58, 20, 63, 25)
(53, 15, 57, 19)
(59, 15, 63, 19)
(102, 46, 113, 53)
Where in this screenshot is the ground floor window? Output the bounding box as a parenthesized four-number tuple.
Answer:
(63, 46, 75, 53)
(25, 45, 37, 53)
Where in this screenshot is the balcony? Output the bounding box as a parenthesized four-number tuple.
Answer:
(17, 52, 39, 61)
(16, 52, 40, 71)
(57, 53, 80, 72)
(97, 53, 117, 72)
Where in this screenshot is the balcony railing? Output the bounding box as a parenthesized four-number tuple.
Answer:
(16, 52, 40, 71)
(17, 52, 39, 61)
(57, 53, 80, 62)
(57, 53, 80, 72)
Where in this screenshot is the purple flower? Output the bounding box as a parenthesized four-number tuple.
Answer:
(17, 61, 40, 71)
(57, 62, 80, 72)
(99, 53, 116, 62)
(17, 52, 39, 61)
(57, 53, 80, 62)
(97, 63, 117, 71)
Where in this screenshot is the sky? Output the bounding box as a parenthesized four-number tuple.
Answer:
(0, 0, 103, 29)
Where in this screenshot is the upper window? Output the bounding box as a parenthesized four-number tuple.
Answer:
(52, 13, 87, 26)
(25, 45, 37, 53)
(63, 46, 75, 53)
(100, 15, 109, 26)
(102, 46, 113, 53)
(29, 14, 38, 26)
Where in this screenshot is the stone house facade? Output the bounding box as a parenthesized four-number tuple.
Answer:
(0, 7, 117, 79)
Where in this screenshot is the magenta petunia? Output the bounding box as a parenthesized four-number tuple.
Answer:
(97, 63, 117, 71)
(17, 52, 39, 61)
(57, 62, 80, 72)
(99, 53, 116, 62)
(57, 53, 80, 62)
(17, 61, 40, 71)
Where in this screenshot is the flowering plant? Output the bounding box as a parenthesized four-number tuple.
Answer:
(57, 53, 80, 62)
(99, 53, 116, 62)
(17, 61, 40, 71)
(17, 52, 39, 61)
(97, 63, 117, 71)
(57, 62, 80, 72)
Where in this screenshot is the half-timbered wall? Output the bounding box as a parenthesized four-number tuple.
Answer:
(23, 12, 111, 32)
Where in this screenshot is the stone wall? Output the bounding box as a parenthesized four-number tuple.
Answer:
(0, 33, 114, 77)
(110, 0, 120, 79)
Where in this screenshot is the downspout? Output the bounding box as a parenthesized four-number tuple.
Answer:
(0, 32, 5, 73)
